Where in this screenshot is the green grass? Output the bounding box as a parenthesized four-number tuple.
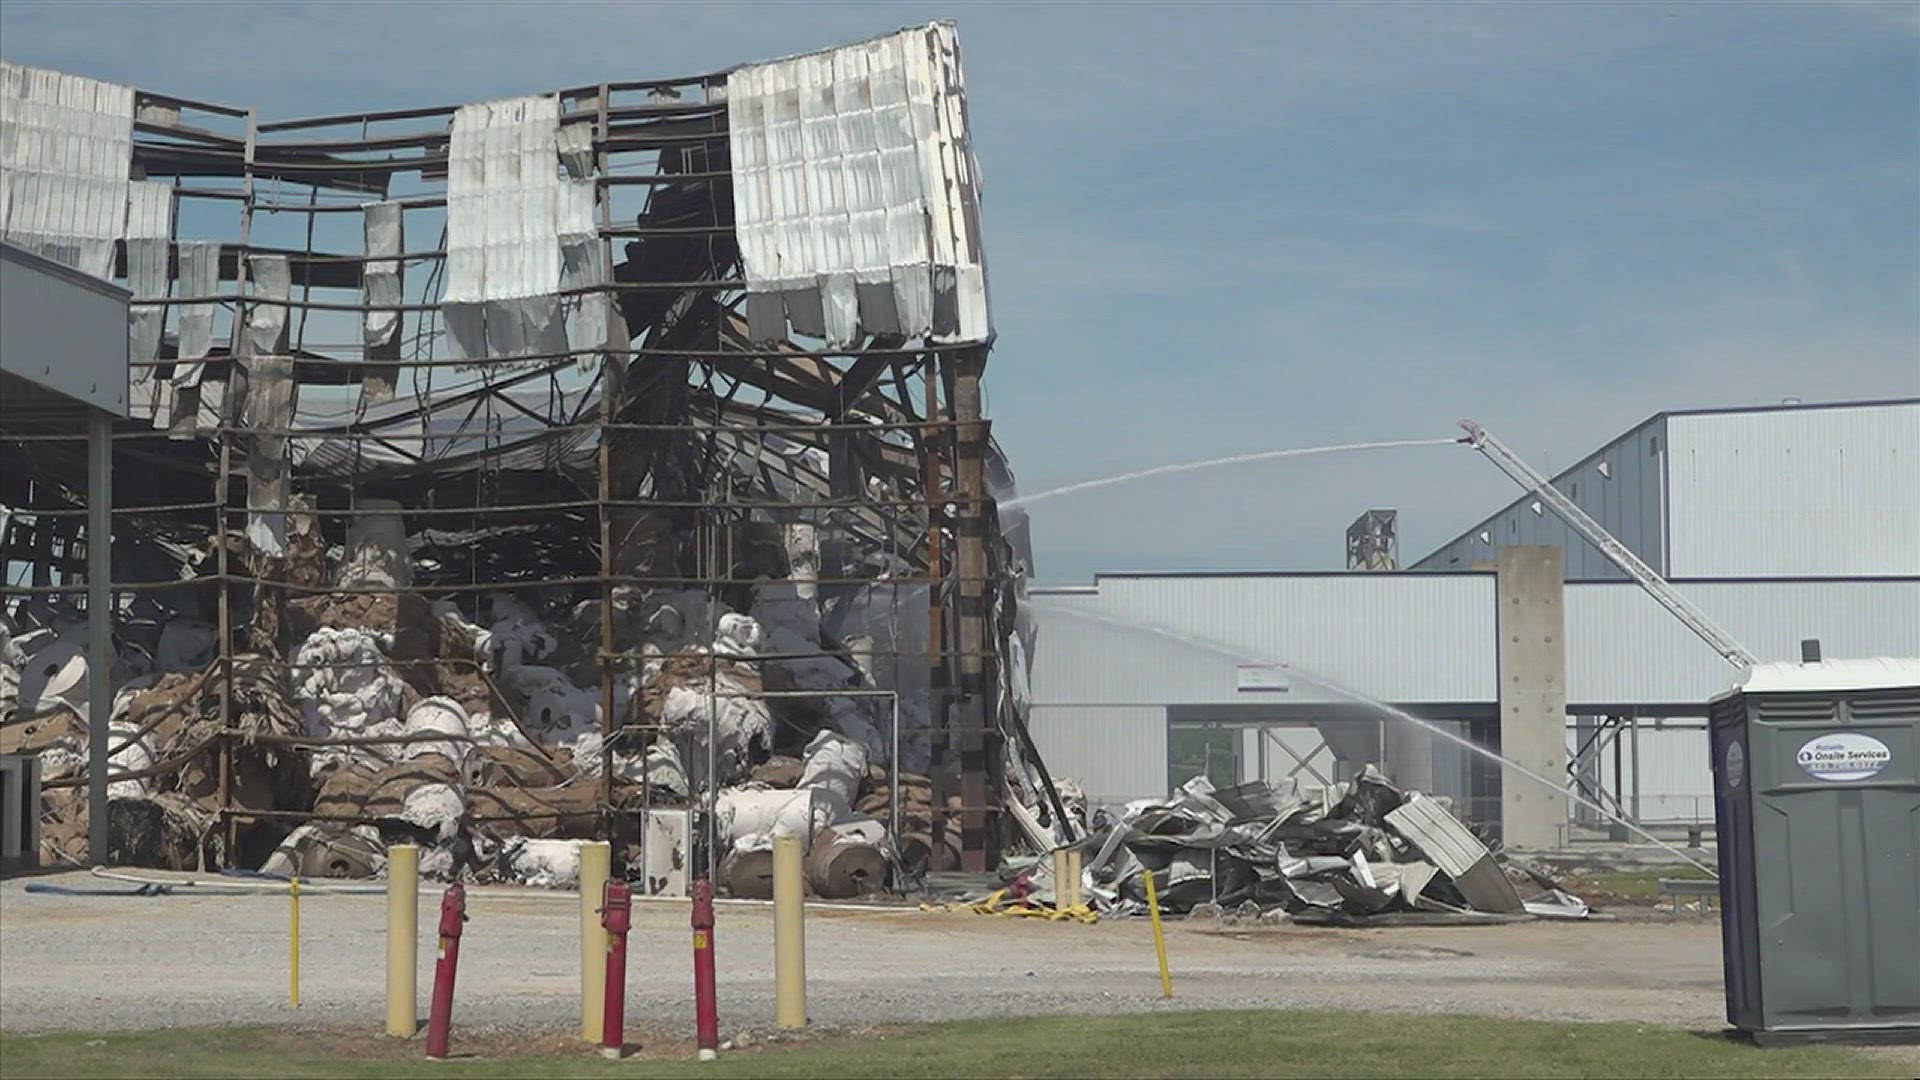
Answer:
(2, 1011, 1905, 1079)
(1571, 869, 1715, 903)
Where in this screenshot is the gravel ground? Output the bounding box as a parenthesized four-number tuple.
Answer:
(0, 870, 1731, 1035)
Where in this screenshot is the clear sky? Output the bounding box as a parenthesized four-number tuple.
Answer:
(5, 1, 1915, 583)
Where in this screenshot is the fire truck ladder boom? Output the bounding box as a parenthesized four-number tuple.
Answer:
(1458, 419, 1759, 669)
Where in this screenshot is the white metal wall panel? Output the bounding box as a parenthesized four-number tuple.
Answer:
(1087, 574, 1498, 704)
(1417, 414, 1668, 579)
(0, 62, 134, 279)
(1028, 591, 1249, 705)
(1666, 403, 1920, 576)
(1027, 705, 1165, 806)
(727, 22, 989, 347)
(0, 242, 130, 415)
(1565, 579, 1920, 706)
(441, 94, 568, 361)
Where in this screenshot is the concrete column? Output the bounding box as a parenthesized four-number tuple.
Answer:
(1496, 546, 1567, 850)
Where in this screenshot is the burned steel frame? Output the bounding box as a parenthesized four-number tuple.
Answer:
(1, 64, 1026, 875)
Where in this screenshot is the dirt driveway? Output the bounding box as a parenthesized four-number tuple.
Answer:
(0, 871, 1728, 1034)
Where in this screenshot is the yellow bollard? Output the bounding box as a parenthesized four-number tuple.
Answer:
(773, 834, 807, 1028)
(1144, 868, 1173, 998)
(579, 841, 611, 1043)
(1066, 848, 1084, 909)
(386, 844, 419, 1037)
(1051, 848, 1070, 910)
(290, 875, 301, 1009)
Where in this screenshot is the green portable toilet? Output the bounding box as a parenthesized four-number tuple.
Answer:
(1709, 654, 1920, 1045)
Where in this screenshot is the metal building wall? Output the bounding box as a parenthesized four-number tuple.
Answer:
(1026, 574, 1497, 805)
(1029, 572, 1917, 808)
(1025, 704, 1167, 806)
(1062, 573, 1500, 704)
(1415, 414, 1668, 579)
(1665, 402, 1920, 577)
(0, 243, 130, 416)
(1564, 578, 1920, 708)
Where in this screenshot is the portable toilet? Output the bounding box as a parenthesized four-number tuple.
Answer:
(1709, 654, 1920, 1045)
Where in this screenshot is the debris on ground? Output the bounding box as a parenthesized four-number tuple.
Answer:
(1048, 767, 1589, 925)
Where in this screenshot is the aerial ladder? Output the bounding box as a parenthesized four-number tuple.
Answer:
(1457, 420, 1759, 669)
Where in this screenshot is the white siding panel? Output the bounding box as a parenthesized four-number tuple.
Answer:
(0, 62, 135, 279)
(1667, 403, 1920, 576)
(1027, 705, 1165, 806)
(1090, 574, 1498, 704)
(1565, 579, 1920, 706)
(727, 21, 989, 346)
(1029, 591, 1254, 705)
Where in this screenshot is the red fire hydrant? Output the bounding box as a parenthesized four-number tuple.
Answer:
(424, 882, 467, 1060)
(600, 878, 633, 1059)
(691, 874, 719, 1060)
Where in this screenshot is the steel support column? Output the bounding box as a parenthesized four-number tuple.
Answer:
(950, 348, 997, 869)
(85, 406, 112, 864)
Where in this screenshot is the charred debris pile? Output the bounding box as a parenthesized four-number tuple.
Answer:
(997, 768, 1591, 926)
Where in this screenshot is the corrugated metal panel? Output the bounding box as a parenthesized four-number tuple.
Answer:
(0, 62, 134, 280)
(1415, 414, 1668, 578)
(1666, 403, 1920, 576)
(1026, 704, 1165, 805)
(1089, 574, 1498, 704)
(727, 21, 989, 347)
(1565, 579, 1920, 706)
(442, 93, 568, 362)
(1028, 590, 1249, 705)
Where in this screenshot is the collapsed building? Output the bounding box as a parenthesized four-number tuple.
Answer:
(0, 24, 1074, 896)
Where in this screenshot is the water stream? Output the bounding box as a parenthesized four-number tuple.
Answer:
(1002, 437, 1463, 509)
(1030, 599, 1719, 877)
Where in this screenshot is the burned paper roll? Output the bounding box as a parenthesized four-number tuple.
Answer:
(806, 817, 889, 898)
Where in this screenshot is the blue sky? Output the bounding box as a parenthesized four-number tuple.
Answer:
(5, 1, 1915, 582)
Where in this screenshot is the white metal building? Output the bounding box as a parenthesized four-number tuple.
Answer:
(1025, 399, 1920, 839)
(1419, 399, 1920, 579)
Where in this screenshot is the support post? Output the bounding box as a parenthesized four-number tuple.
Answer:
(386, 844, 419, 1037)
(1144, 868, 1173, 998)
(85, 407, 111, 864)
(1629, 713, 1642, 826)
(579, 841, 611, 1042)
(1496, 545, 1568, 850)
(289, 876, 301, 1009)
(949, 349, 998, 870)
(773, 834, 807, 1029)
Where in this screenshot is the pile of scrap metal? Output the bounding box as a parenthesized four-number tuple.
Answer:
(1075, 769, 1590, 925)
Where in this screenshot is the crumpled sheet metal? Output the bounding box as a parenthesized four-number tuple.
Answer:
(1095, 768, 1578, 925)
(726, 22, 990, 347)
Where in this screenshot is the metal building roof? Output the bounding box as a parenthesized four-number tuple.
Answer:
(1716, 657, 1920, 699)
